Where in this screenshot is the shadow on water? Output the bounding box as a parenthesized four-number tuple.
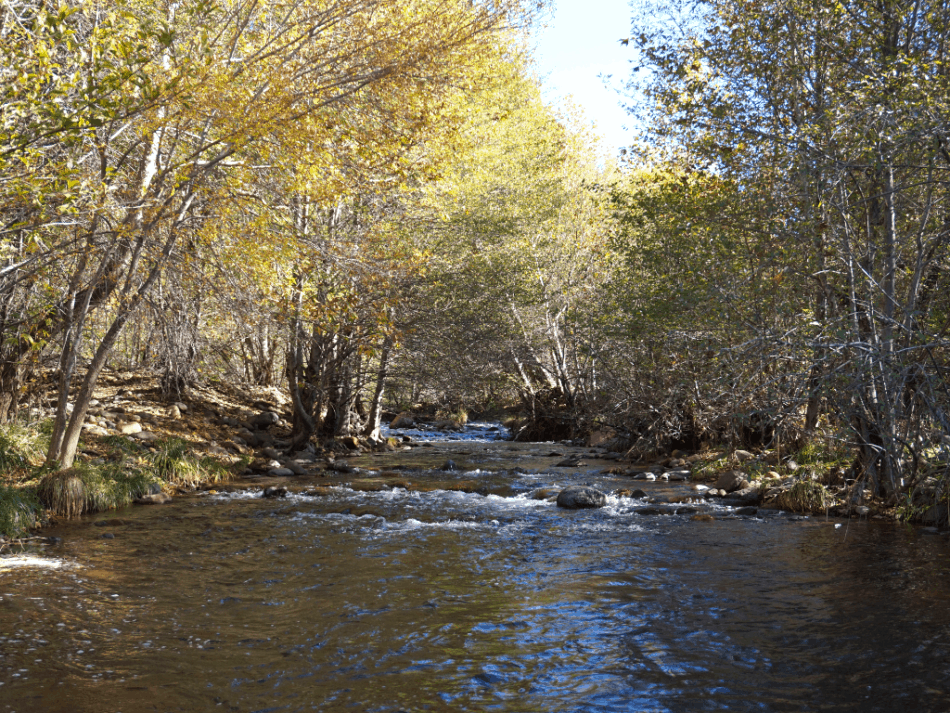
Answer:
(2, 427, 950, 712)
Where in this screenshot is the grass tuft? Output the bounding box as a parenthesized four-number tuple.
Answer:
(37, 463, 158, 519)
(774, 480, 831, 513)
(146, 438, 228, 487)
(0, 484, 42, 538)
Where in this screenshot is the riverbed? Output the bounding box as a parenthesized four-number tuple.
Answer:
(2, 427, 950, 712)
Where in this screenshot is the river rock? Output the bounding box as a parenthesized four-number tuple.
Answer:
(235, 429, 259, 447)
(224, 441, 246, 455)
(721, 487, 761, 506)
(715, 470, 748, 493)
(556, 486, 607, 509)
(666, 470, 691, 481)
(251, 411, 280, 429)
(734, 506, 759, 516)
(262, 486, 288, 498)
(261, 447, 283, 460)
(133, 431, 161, 442)
(616, 488, 648, 499)
(135, 492, 172, 505)
(268, 468, 295, 477)
(440, 459, 457, 471)
(118, 421, 142, 435)
(734, 450, 755, 462)
(390, 412, 415, 429)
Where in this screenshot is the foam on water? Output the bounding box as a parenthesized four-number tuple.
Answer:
(0, 555, 73, 571)
(380, 420, 510, 443)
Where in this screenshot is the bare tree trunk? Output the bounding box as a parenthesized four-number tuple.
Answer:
(364, 337, 392, 441)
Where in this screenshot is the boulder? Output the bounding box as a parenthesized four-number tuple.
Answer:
(132, 431, 161, 442)
(251, 411, 280, 429)
(262, 486, 288, 498)
(721, 487, 761, 506)
(715, 470, 748, 493)
(556, 486, 607, 509)
(390, 412, 415, 429)
(267, 468, 295, 477)
(118, 421, 142, 435)
(734, 450, 755, 462)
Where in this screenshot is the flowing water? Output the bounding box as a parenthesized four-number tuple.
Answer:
(2, 425, 950, 712)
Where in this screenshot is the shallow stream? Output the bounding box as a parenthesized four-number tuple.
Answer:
(2, 425, 950, 712)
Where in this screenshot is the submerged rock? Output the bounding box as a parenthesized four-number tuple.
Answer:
(556, 486, 607, 509)
(135, 492, 172, 505)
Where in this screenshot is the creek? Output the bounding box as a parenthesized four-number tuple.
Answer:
(2, 423, 950, 712)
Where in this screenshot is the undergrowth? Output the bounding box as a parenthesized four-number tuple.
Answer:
(1, 423, 232, 537)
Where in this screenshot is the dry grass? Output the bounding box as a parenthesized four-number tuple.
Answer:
(774, 480, 831, 514)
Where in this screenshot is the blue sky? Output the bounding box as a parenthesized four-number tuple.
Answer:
(532, 0, 635, 154)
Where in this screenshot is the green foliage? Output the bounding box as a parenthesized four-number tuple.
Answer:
(145, 438, 227, 487)
(0, 485, 42, 538)
(0, 422, 49, 472)
(791, 439, 850, 468)
(774, 480, 831, 514)
(37, 462, 157, 519)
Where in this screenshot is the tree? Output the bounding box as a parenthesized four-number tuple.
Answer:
(623, 0, 950, 495)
